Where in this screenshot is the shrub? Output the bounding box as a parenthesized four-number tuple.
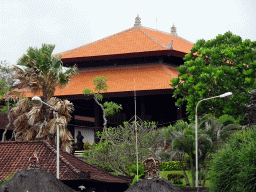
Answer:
(83, 141, 90, 150)
(208, 127, 256, 192)
(167, 173, 184, 184)
(159, 161, 187, 171)
(125, 161, 145, 176)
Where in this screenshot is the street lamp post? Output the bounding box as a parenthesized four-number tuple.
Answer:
(195, 92, 232, 187)
(32, 96, 60, 179)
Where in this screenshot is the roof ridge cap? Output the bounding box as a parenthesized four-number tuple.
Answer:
(163, 64, 178, 69)
(139, 27, 168, 49)
(70, 153, 132, 183)
(54, 27, 135, 57)
(160, 64, 174, 78)
(141, 26, 194, 45)
(42, 140, 81, 174)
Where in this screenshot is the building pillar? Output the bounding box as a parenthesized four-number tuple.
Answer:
(177, 106, 182, 120)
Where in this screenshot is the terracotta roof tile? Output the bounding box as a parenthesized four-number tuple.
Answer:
(54, 26, 194, 59)
(23, 64, 178, 97)
(0, 139, 131, 183)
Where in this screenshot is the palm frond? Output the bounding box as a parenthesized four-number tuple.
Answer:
(27, 105, 41, 125)
(4, 88, 25, 102)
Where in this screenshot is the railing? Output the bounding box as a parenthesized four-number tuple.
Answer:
(74, 150, 85, 158)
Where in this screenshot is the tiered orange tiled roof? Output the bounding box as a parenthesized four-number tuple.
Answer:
(24, 17, 194, 97)
(24, 64, 178, 97)
(54, 26, 194, 59)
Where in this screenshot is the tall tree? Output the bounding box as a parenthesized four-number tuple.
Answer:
(83, 76, 122, 143)
(170, 31, 256, 123)
(4, 44, 78, 152)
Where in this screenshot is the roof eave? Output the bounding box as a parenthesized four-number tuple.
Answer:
(61, 49, 188, 64)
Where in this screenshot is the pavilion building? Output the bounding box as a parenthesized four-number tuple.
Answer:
(0, 16, 194, 145)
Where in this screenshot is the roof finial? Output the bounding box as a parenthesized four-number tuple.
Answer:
(171, 23, 177, 36)
(134, 15, 141, 29)
(167, 40, 173, 50)
(28, 151, 40, 170)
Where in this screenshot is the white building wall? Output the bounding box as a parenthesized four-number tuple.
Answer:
(74, 127, 95, 145)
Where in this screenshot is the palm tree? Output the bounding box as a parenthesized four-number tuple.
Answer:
(157, 115, 240, 187)
(4, 44, 78, 153)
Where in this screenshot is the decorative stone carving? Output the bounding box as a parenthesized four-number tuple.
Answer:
(142, 156, 161, 179)
(76, 131, 84, 150)
(28, 152, 40, 170)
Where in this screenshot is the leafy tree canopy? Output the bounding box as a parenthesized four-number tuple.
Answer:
(170, 31, 256, 124)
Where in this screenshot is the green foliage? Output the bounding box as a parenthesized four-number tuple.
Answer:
(82, 88, 93, 96)
(167, 173, 185, 184)
(130, 173, 145, 185)
(159, 161, 188, 171)
(171, 31, 256, 124)
(82, 76, 122, 135)
(208, 127, 256, 192)
(83, 141, 90, 150)
(158, 115, 240, 187)
(82, 121, 163, 177)
(0, 171, 16, 185)
(125, 161, 145, 176)
(103, 101, 122, 116)
(93, 76, 109, 92)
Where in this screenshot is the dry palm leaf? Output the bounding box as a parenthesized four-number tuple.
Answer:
(4, 88, 25, 102)
(27, 105, 41, 125)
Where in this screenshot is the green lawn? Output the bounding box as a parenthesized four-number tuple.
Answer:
(109, 170, 212, 188)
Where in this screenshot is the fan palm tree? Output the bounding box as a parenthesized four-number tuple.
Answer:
(4, 44, 78, 153)
(157, 115, 240, 187)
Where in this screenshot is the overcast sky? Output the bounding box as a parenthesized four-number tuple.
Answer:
(1, 0, 256, 66)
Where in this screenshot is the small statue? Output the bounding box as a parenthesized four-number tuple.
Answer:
(142, 156, 161, 179)
(28, 152, 40, 170)
(76, 131, 84, 150)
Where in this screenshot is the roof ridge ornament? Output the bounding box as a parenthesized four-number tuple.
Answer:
(134, 15, 141, 29)
(167, 40, 173, 50)
(28, 151, 40, 170)
(171, 23, 177, 36)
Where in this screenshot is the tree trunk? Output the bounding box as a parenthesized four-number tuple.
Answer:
(180, 160, 190, 186)
(93, 97, 114, 145)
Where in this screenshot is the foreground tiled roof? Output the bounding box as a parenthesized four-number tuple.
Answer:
(54, 26, 194, 60)
(23, 64, 178, 97)
(0, 139, 131, 183)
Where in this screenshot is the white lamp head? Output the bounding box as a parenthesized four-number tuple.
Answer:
(31, 96, 42, 104)
(219, 92, 232, 98)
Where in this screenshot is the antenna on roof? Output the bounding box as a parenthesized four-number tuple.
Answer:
(156, 18, 157, 29)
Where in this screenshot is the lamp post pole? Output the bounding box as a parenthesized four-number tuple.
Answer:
(195, 92, 232, 187)
(32, 96, 60, 179)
